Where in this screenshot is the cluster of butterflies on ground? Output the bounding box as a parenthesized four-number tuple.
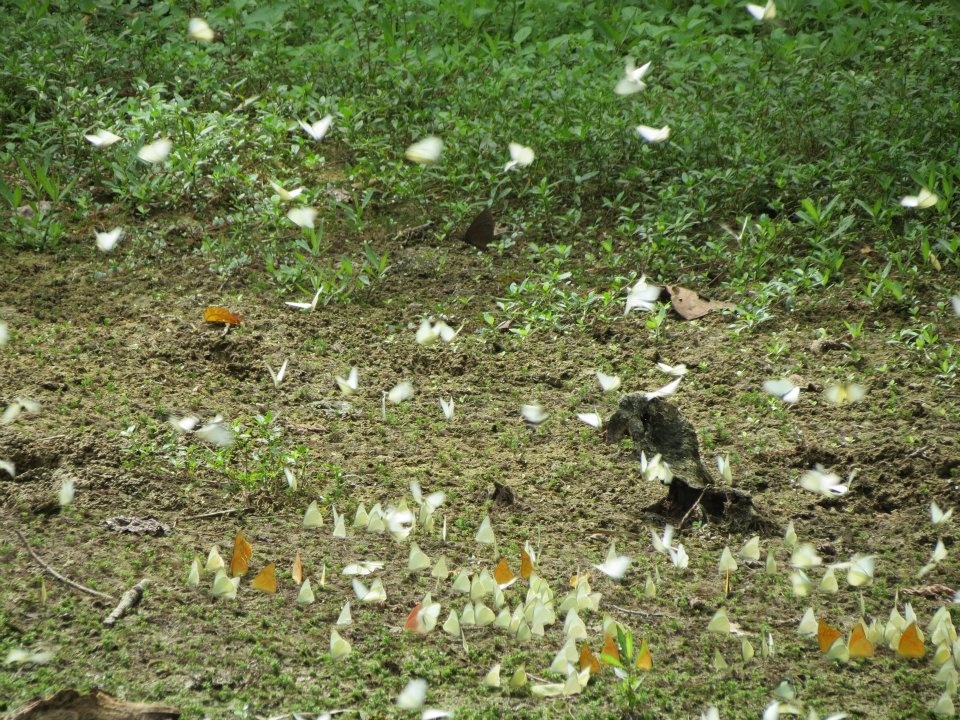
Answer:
(161, 463, 959, 720)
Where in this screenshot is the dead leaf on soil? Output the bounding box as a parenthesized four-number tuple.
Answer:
(7, 688, 178, 720)
(901, 584, 955, 600)
(202, 306, 241, 326)
(665, 285, 735, 320)
(104, 516, 170, 536)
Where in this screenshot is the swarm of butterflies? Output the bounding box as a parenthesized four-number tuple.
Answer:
(5, 2, 960, 718)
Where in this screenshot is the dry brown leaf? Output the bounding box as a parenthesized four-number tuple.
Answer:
(665, 285, 735, 320)
(901, 584, 955, 600)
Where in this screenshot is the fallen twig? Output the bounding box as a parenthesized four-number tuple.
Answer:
(179, 508, 241, 521)
(608, 603, 668, 618)
(14, 529, 115, 601)
(104, 579, 149, 626)
(676, 489, 706, 530)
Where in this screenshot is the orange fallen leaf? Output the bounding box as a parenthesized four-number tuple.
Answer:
(203, 306, 241, 326)
(520, 549, 535, 580)
(817, 620, 842, 653)
(291, 552, 303, 585)
(600, 634, 620, 665)
(493, 558, 517, 587)
(251, 563, 277, 593)
(636, 638, 652, 671)
(579, 643, 600, 674)
(848, 622, 874, 658)
(897, 621, 925, 658)
(230, 530, 252, 577)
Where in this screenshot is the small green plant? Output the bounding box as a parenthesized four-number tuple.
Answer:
(601, 625, 649, 712)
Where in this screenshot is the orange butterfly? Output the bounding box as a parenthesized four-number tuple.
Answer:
(404, 603, 424, 632)
(203, 306, 241, 326)
(817, 620, 842, 653)
(251, 563, 277, 593)
(600, 634, 620, 665)
(519, 549, 535, 580)
(230, 530, 252, 577)
(636, 638, 652, 671)
(579, 644, 600, 673)
(493, 558, 517, 588)
(291, 552, 303, 585)
(848, 623, 874, 658)
(897, 621, 925, 658)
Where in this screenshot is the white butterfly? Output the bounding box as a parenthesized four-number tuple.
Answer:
(95, 228, 123, 253)
(931, 501, 954, 528)
(405, 136, 443, 164)
(0, 321, 7, 346)
(645, 377, 681, 400)
(287, 207, 318, 229)
(285, 288, 321, 311)
(504, 142, 535, 172)
(657, 362, 687, 377)
(169, 415, 200, 433)
(594, 543, 631, 579)
(636, 125, 670, 143)
(951, 295, 960, 316)
(266, 360, 288, 389)
(823, 382, 866, 405)
(195, 416, 233, 447)
(763, 378, 799, 403)
(746, 1, 777, 21)
(716, 455, 732, 483)
(396, 679, 427, 711)
(388, 381, 414, 404)
(439, 398, 455, 421)
(596, 371, 621, 392)
(0, 460, 14, 478)
(651, 524, 674, 555)
(269, 180, 304, 201)
(137, 139, 172, 164)
(900, 187, 938, 209)
(188, 17, 215, 41)
(669, 543, 689, 569)
(799, 464, 848, 496)
(1, 398, 40, 425)
(342, 560, 384, 576)
(84, 130, 122, 147)
(299, 116, 333, 141)
(410, 480, 445, 512)
(336, 367, 359, 395)
(521, 403, 549, 426)
(576, 412, 602, 429)
(614, 58, 651, 96)
(58, 477, 75, 507)
(625, 275, 662, 313)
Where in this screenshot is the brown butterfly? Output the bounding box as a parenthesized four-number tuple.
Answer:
(463, 207, 494, 249)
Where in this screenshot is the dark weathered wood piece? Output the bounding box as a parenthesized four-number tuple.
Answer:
(606, 394, 772, 530)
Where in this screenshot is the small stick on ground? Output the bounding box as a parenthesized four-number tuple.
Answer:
(676, 489, 706, 531)
(179, 508, 241, 521)
(104, 579, 150, 626)
(14, 529, 115, 601)
(608, 603, 668, 618)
